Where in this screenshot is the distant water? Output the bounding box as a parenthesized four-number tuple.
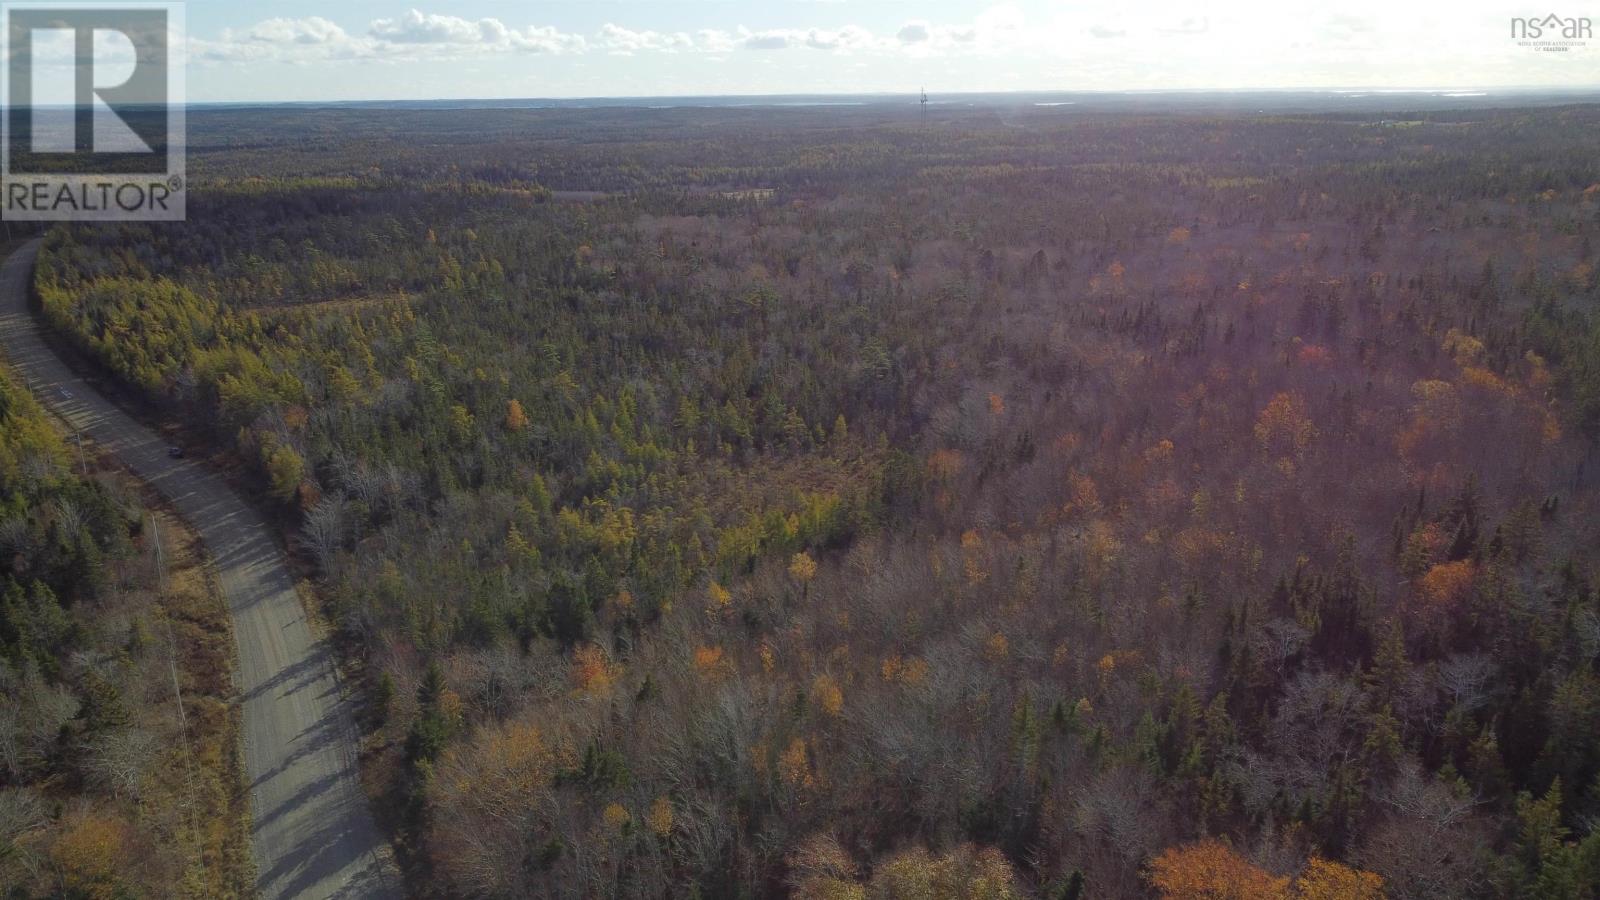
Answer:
(185, 87, 1600, 115)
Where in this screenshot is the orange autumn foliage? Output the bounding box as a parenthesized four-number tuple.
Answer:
(961, 529, 990, 584)
(571, 643, 620, 695)
(1149, 840, 1288, 900)
(1149, 841, 1385, 900)
(813, 673, 844, 716)
(1297, 344, 1333, 366)
(439, 717, 557, 809)
(1255, 392, 1317, 452)
(984, 632, 1010, 660)
(1295, 857, 1384, 900)
(779, 737, 815, 790)
(1461, 366, 1515, 397)
(880, 653, 928, 685)
(504, 398, 529, 431)
(1420, 559, 1475, 607)
(926, 448, 964, 483)
(1065, 471, 1101, 516)
(694, 644, 733, 680)
(50, 813, 133, 900)
(1144, 438, 1176, 464)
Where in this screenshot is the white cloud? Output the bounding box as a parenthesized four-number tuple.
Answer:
(195, 12, 900, 66)
(369, 10, 585, 53)
(697, 29, 738, 54)
(249, 16, 348, 46)
(804, 26, 875, 51)
(1158, 17, 1210, 36)
(597, 24, 694, 54)
(892, 11, 1012, 55)
(897, 23, 930, 44)
(742, 31, 793, 51)
(197, 11, 591, 65)
(369, 10, 481, 44)
(506, 26, 587, 55)
(720, 26, 884, 53)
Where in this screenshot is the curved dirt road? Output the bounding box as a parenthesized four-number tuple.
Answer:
(0, 239, 398, 900)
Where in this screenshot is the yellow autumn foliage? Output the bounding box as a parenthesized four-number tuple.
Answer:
(647, 796, 675, 837)
(813, 674, 844, 716)
(790, 551, 819, 584)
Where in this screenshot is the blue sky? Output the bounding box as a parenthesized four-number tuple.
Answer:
(176, 1, 1599, 102)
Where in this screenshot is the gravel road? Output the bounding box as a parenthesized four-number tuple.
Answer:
(0, 238, 398, 900)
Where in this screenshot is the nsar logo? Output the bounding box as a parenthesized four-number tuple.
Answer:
(1510, 13, 1592, 52)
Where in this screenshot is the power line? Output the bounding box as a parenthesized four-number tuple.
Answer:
(151, 513, 208, 887)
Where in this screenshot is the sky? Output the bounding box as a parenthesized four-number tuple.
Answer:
(169, 1, 1600, 102)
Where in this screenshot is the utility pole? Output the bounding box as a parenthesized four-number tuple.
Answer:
(920, 87, 928, 127)
(151, 514, 165, 594)
(151, 513, 205, 884)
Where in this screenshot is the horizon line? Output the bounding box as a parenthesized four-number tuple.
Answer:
(175, 84, 1600, 107)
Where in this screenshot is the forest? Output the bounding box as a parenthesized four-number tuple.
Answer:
(0, 322, 251, 897)
(15, 100, 1600, 897)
